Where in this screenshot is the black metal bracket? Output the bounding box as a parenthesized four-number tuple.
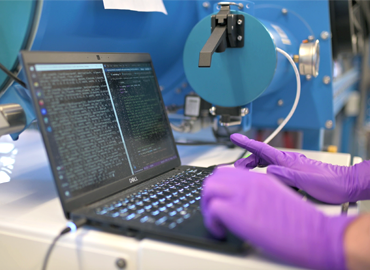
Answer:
(198, 3, 244, 68)
(209, 105, 243, 126)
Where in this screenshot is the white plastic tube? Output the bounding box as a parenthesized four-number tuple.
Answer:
(263, 47, 301, 145)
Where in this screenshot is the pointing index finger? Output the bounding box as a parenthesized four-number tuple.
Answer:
(230, 133, 284, 165)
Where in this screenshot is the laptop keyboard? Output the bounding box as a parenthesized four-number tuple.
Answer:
(94, 168, 212, 230)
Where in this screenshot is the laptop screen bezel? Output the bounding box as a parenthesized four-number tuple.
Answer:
(20, 51, 182, 217)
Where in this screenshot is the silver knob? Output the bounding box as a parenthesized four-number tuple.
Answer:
(298, 40, 320, 77)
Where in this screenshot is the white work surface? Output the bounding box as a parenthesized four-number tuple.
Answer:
(0, 130, 355, 270)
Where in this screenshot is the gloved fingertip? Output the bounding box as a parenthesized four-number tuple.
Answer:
(234, 159, 245, 168)
(210, 227, 227, 239)
(204, 218, 227, 239)
(235, 158, 257, 169)
(230, 133, 248, 141)
(230, 133, 248, 143)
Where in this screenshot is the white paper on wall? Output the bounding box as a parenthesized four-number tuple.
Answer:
(103, 0, 168, 15)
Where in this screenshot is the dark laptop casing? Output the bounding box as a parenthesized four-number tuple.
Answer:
(20, 51, 245, 253)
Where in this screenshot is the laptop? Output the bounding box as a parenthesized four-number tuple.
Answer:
(19, 51, 244, 253)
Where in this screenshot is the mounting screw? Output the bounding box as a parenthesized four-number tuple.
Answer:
(278, 99, 284, 106)
(323, 76, 331, 84)
(202, 2, 210, 8)
(176, 88, 182, 94)
(282, 8, 288, 15)
(325, 120, 333, 129)
(159, 85, 164, 91)
(308, 35, 315, 41)
(241, 107, 249, 116)
(238, 3, 243, 9)
(237, 19, 243, 25)
(237, 35, 243, 41)
(277, 118, 284, 125)
(182, 82, 188, 88)
(321, 31, 330, 40)
(306, 75, 312, 80)
(209, 106, 216, 116)
(116, 258, 127, 269)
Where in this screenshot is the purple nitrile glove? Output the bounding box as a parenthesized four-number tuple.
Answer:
(202, 167, 355, 270)
(230, 133, 370, 204)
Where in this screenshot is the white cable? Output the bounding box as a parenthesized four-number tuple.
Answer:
(262, 47, 301, 145)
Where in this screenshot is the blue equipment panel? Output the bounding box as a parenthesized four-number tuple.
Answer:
(251, 1, 334, 132)
(0, 1, 36, 89)
(0, 0, 343, 150)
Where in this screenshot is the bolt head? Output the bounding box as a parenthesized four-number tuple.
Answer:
(306, 75, 312, 80)
(237, 35, 243, 41)
(241, 107, 249, 116)
(325, 120, 333, 129)
(321, 31, 330, 40)
(237, 19, 243, 25)
(277, 118, 284, 125)
(308, 35, 315, 41)
(282, 8, 288, 14)
(116, 258, 127, 269)
(176, 88, 182, 94)
(202, 2, 210, 8)
(238, 3, 243, 10)
(323, 76, 331, 85)
(277, 99, 284, 106)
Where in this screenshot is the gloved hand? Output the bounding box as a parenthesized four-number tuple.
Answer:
(230, 133, 370, 204)
(202, 167, 355, 270)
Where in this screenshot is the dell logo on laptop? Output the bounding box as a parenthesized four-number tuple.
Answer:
(129, 176, 138, 183)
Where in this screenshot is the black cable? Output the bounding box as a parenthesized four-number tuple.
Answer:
(42, 218, 87, 270)
(223, 125, 231, 137)
(42, 233, 64, 270)
(0, 62, 27, 88)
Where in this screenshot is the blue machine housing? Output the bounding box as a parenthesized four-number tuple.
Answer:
(251, 1, 335, 150)
(1, 0, 201, 139)
(186, 1, 336, 150)
(183, 7, 302, 106)
(0, 0, 353, 150)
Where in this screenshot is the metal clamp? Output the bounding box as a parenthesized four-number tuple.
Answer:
(0, 104, 26, 137)
(209, 105, 247, 126)
(198, 2, 244, 67)
(217, 2, 243, 9)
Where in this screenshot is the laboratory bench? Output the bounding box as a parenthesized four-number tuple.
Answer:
(0, 129, 358, 270)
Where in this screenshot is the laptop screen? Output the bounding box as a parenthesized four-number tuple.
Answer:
(27, 61, 178, 201)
